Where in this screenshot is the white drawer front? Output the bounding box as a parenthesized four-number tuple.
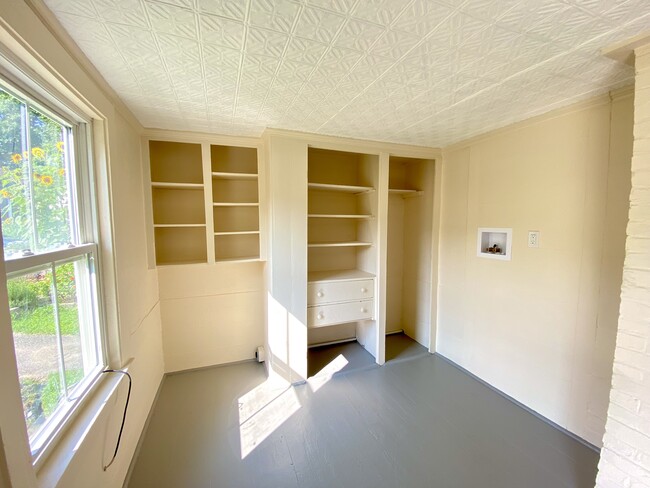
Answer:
(308, 299, 374, 328)
(307, 279, 374, 305)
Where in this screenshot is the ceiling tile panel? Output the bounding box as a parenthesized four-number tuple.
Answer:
(351, 0, 412, 26)
(293, 6, 347, 44)
(245, 27, 290, 57)
(249, 0, 302, 33)
(391, 0, 454, 37)
(93, 0, 148, 27)
(370, 29, 421, 60)
(199, 14, 245, 50)
(145, 2, 197, 39)
(334, 19, 387, 52)
(283, 37, 329, 64)
(197, 0, 247, 21)
(44, 0, 650, 146)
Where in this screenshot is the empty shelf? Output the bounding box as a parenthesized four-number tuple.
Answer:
(213, 202, 259, 207)
(151, 182, 204, 189)
(214, 230, 260, 236)
(154, 223, 206, 228)
(212, 172, 258, 180)
(308, 269, 375, 283)
(308, 214, 373, 219)
(215, 256, 262, 263)
(389, 188, 423, 197)
(308, 241, 372, 248)
(308, 182, 374, 194)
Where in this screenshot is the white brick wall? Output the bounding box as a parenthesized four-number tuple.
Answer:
(596, 43, 650, 488)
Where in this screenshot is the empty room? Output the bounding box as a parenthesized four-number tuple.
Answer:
(1, 1, 650, 487)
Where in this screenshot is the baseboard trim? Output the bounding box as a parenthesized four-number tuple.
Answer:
(166, 358, 258, 376)
(308, 337, 356, 348)
(433, 353, 600, 454)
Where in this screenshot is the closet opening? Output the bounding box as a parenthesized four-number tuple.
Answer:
(385, 156, 435, 362)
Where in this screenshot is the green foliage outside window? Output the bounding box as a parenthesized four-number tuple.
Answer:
(0, 89, 72, 257)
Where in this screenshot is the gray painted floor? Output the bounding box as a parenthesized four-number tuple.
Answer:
(128, 336, 600, 488)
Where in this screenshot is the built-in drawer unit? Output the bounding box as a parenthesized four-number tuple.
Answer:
(307, 269, 375, 328)
(307, 279, 373, 306)
(308, 299, 373, 328)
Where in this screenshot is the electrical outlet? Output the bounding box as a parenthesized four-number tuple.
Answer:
(528, 231, 540, 248)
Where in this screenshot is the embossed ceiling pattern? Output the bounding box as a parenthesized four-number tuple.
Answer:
(44, 0, 650, 146)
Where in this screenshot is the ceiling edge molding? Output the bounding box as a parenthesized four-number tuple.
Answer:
(25, 0, 143, 133)
(143, 128, 263, 147)
(441, 90, 620, 154)
(262, 128, 442, 159)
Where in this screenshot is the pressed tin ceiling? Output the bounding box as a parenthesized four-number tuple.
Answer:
(43, 0, 650, 147)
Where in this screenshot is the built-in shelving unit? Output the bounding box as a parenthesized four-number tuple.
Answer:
(211, 145, 261, 262)
(150, 141, 207, 266)
(307, 146, 379, 355)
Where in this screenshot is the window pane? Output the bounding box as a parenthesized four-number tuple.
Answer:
(0, 89, 29, 256)
(8, 255, 100, 444)
(8, 267, 63, 438)
(55, 256, 99, 394)
(0, 88, 74, 260)
(29, 108, 73, 252)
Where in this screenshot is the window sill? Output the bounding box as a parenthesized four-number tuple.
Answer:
(35, 366, 129, 487)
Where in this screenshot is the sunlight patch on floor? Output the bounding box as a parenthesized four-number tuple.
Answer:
(238, 377, 301, 459)
(308, 353, 349, 393)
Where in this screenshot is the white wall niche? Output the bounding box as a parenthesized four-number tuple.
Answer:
(477, 228, 512, 261)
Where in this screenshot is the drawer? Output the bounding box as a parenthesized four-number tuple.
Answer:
(308, 299, 374, 328)
(307, 279, 374, 305)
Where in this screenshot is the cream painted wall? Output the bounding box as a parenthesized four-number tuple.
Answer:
(438, 91, 633, 447)
(0, 2, 164, 487)
(157, 262, 265, 372)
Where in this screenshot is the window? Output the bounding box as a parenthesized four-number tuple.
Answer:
(0, 80, 105, 459)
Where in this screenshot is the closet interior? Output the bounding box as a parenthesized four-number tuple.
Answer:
(386, 156, 435, 360)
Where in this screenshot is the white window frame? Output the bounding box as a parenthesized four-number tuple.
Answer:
(0, 76, 109, 466)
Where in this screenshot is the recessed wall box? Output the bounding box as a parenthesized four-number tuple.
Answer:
(477, 228, 512, 261)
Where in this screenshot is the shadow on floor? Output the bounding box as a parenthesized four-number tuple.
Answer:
(307, 333, 430, 378)
(385, 332, 430, 363)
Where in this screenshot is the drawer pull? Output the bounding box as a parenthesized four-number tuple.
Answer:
(360, 307, 367, 313)
(317, 312, 325, 320)
(361, 287, 367, 293)
(317, 290, 324, 298)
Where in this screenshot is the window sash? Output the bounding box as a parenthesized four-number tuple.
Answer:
(6, 246, 107, 459)
(0, 71, 108, 463)
(4, 243, 96, 276)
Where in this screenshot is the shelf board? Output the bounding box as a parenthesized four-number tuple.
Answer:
(308, 214, 372, 219)
(215, 256, 262, 263)
(308, 241, 372, 248)
(154, 224, 206, 228)
(213, 202, 259, 207)
(157, 259, 207, 267)
(308, 269, 375, 283)
(151, 182, 203, 189)
(389, 188, 423, 197)
(214, 230, 260, 236)
(212, 172, 258, 180)
(308, 182, 374, 194)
